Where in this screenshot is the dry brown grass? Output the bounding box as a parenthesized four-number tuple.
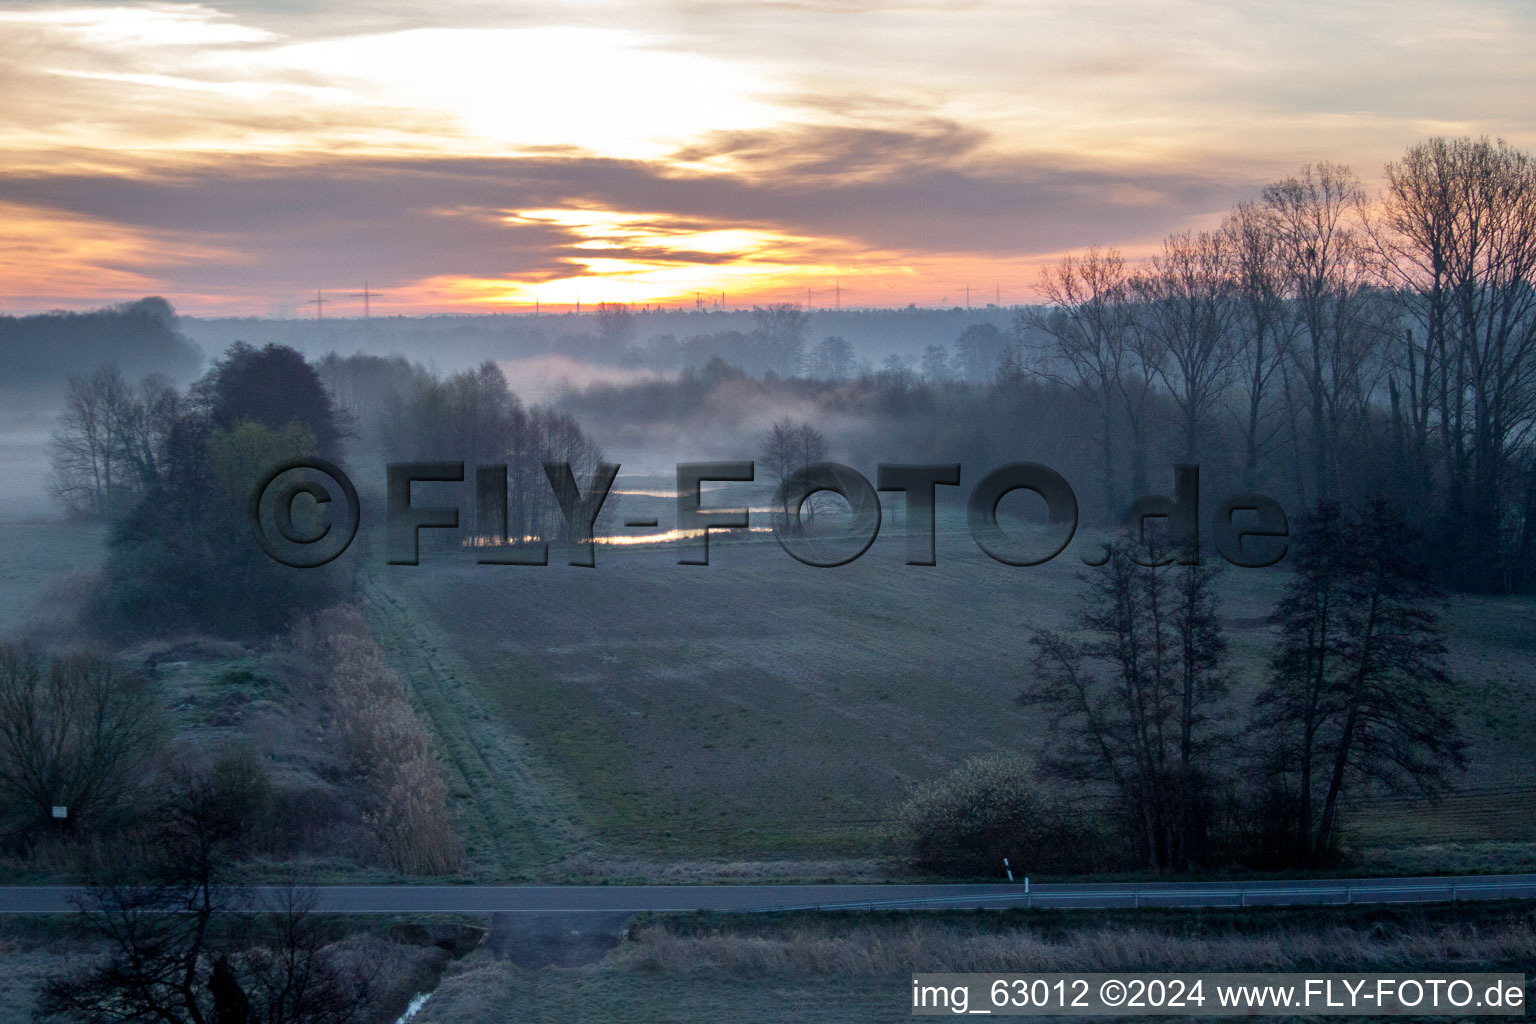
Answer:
(624, 917, 1536, 975)
(299, 605, 463, 876)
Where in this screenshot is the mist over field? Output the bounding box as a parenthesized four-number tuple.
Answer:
(0, 391, 57, 521)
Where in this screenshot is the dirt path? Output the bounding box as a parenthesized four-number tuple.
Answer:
(362, 567, 602, 879)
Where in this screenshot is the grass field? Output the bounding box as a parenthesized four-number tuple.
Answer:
(0, 520, 105, 644)
(362, 475, 1536, 880)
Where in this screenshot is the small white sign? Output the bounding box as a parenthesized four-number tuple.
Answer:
(51, 806, 67, 819)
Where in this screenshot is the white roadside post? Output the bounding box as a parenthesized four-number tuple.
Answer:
(1003, 857, 1014, 882)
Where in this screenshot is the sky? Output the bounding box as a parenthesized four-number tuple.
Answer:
(0, 0, 1533, 315)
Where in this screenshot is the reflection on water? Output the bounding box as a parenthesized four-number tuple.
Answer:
(594, 526, 774, 546)
(463, 527, 775, 550)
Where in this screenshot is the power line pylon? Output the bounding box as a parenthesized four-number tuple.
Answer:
(304, 290, 328, 320)
(347, 282, 381, 320)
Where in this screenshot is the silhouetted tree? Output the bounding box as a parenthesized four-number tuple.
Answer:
(1249, 501, 1465, 866)
(1263, 163, 1379, 505)
(760, 419, 830, 525)
(1372, 137, 1536, 592)
(750, 303, 810, 376)
(37, 760, 375, 1024)
(48, 367, 135, 519)
(1222, 200, 1293, 490)
(952, 322, 1005, 383)
(201, 343, 344, 456)
(809, 335, 855, 379)
(1027, 248, 1149, 513)
(1022, 542, 1230, 871)
(1134, 229, 1240, 461)
(593, 302, 637, 352)
(920, 344, 951, 383)
(0, 646, 163, 837)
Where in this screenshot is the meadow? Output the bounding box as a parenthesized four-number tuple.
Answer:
(0, 520, 105, 644)
(363, 476, 1536, 880)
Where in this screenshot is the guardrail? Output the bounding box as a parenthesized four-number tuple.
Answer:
(3, 879, 1534, 915)
(767, 880, 1536, 913)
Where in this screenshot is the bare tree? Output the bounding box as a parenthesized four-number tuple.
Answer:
(1222, 201, 1295, 489)
(920, 344, 951, 383)
(1134, 229, 1241, 461)
(808, 335, 855, 380)
(878, 353, 916, 389)
(1027, 249, 1146, 514)
(1263, 163, 1380, 504)
(759, 420, 796, 496)
(750, 303, 811, 376)
(0, 646, 163, 835)
(1372, 137, 1536, 590)
(953, 322, 1006, 383)
(593, 301, 636, 351)
(759, 420, 830, 525)
(1022, 543, 1231, 871)
(37, 761, 377, 1024)
(48, 366, 144, 519)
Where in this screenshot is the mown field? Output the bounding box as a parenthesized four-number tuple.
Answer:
(364, 475, 1536, 879)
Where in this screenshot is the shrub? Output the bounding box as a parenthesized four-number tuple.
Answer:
(897, 755, 1096, 877)
(0, 645, 164, 839)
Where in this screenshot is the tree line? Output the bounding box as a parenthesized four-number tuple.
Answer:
(1023, 139, 1536, 594)
(49, 343, 609, 632)
(1, 297, 201, 385)
(560, 137, 1536, 595)
(316, 353, 609, 547)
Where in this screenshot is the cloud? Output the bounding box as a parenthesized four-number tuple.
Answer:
(673, 120, 991, 181)
(0, 133, 1256, 311)
(2, 0, 1534, 310)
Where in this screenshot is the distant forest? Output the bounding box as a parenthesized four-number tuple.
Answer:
(179, 304, 1012, 376)
(2, 297, 202, 383)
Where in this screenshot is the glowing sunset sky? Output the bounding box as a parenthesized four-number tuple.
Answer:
(1, 1, 1533, 314)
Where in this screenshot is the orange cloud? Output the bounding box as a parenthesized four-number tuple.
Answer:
(0, 201, 233, 311)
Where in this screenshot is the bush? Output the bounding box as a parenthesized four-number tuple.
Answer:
(897, 756, 1096, 877)
(0, 645, 164, 840)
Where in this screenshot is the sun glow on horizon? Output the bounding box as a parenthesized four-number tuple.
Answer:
(417, 206, 910, 310)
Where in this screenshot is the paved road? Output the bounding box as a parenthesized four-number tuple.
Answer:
(2, 874, 1533, 914)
